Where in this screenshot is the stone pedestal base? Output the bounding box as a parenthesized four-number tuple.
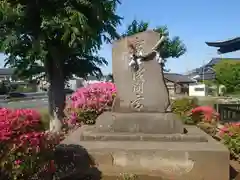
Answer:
(61, 126, 229, 180)
(92, 112, 184, 134)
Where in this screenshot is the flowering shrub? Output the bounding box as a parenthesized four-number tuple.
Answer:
(172, 98, 198, 117)
(219, 122, 240, 159)
(190, 106, 219, 124)
(0, 108, 61, 179)
(66, 82, 116, 125)
(172, 98, 198, 124)
(191, 106, 219, 135)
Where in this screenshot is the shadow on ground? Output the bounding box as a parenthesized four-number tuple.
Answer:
(34, 144, 102, 180)
(54, 144, 101, 180)
(1, 144, 239, 180)
(230, 162, 240, 180)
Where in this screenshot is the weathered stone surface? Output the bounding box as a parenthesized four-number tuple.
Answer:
(112, 30, 170, 113)
(91, 112, 184, 134)
(61, 126, 229, 180)
(79, 131, 208, 142)
(60, 30, 229, 179)
(95, 30, 184, 134)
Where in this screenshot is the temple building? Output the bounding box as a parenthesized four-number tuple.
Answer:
(206, 37, 240, 54)
(185, 37, 240, 81)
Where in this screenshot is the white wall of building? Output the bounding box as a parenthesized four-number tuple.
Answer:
(189, 84, 208, 97)
(65, 78, 85, 91)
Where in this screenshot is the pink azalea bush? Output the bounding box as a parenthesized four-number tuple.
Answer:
(173, 98, 239, 160)
(190, 106, 219, 124)
(219, 122, 240, 157)
(0, 108, 61, 179)
(65, 82, 116, 125)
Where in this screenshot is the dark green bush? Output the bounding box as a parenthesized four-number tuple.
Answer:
(0, 81, 10, 94)
(171, 97, 198, 125)
(14, 85, 36, 92)
(172, 97, 198, 117)
(76, 109, 99, 125)
(181, 115, 198, 125)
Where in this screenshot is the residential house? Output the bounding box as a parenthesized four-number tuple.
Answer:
(74, 73, 195, 95)
(186, 58, 240, 81)
(0, 68, 14, 81)
(164, 73, 196, 95)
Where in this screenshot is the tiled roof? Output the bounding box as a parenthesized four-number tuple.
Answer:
(207, 58, 240, 66)
(0, 68, 14, 76)
(186, 58, 240, 80)
(192, 73, 216, 81)
(206, 37, 240, 47)
(164, 73, 195, 83)
(206, 37, 240, 53)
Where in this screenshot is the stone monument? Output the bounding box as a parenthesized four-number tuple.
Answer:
(62, 30, 229, 180)
(94, 30, 184, 134)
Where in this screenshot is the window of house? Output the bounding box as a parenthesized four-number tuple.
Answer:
(194, 87, 204, 91)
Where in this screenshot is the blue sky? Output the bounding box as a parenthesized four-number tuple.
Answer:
(1, 0, 240, 74)
(99, 0, 240, 74)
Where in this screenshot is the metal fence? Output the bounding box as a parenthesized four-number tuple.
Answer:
(214, 103, 240, 123)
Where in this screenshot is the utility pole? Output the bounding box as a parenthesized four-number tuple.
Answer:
(202, 59, 205, 83)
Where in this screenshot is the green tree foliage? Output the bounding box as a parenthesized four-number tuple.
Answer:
(121, 19, 186, 70)
(121, 20, 149, 38)
(214, 60, 240, 93)
(0, 0, 122, 131)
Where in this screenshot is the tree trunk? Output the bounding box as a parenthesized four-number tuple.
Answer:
(46, 47, 65, 132)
